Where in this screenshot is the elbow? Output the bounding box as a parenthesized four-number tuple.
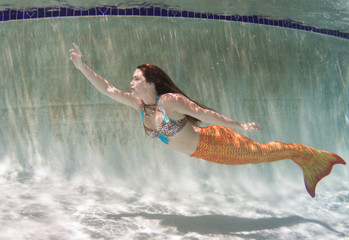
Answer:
(100, 85, 114, 96)
(101, 85, 119, 98)
(99, 89, 111, 97)
(107, 84, 117, 93)
(94, 86, 108, 96)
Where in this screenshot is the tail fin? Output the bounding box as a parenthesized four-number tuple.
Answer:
(298, 150, 346, 198)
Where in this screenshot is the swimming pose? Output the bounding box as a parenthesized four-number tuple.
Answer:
(69, 43, 346, 197)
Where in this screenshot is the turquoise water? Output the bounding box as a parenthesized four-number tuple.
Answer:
(1, 8, 349, 240)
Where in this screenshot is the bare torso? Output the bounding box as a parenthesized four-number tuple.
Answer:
(138, 98, 201, 156)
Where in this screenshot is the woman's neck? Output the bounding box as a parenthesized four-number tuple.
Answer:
(142, 92, 158, 105)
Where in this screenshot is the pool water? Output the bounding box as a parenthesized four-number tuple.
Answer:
(0, 3, 348, 239)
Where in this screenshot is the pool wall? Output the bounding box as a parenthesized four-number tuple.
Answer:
(1, 5, 348, 40)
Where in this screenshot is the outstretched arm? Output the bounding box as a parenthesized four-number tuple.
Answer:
(69, 43, 141, 110)
(163, 93, 260, 132)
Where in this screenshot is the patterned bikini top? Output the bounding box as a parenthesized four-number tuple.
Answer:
(142, 98, 188, 144)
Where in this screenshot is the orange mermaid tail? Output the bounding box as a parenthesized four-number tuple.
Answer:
(190, 125, 346, 197)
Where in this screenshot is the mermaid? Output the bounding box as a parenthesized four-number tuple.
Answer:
(69, 43, 346, 198)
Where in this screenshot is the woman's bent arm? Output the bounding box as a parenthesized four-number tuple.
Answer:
(162, 93, 260, 132)
(69, 43, 140, 110)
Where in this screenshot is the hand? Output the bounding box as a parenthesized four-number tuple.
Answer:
(69, 43, 84, 70)
(241, 122, 260, 132)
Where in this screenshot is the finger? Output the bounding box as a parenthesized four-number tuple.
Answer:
(69, 53, 78, 60)
(255, 124, 261, 131)
(73, 43, 80, 52)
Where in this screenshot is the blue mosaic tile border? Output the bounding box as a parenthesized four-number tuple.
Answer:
(1, 6, 348, 40)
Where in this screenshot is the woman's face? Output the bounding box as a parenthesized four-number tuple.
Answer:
(130, 69, 153, 97)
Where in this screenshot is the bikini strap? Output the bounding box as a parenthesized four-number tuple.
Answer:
(157, 97, 176, 123)
(141, 109, 145, 123)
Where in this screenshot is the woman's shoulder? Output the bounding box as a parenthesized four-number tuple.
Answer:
(159, 93, 186, 102)
(158, 93, 192, 113)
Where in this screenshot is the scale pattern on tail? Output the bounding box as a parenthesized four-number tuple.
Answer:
(190, 125, 346, 197)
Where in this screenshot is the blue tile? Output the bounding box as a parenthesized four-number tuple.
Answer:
(2, 9, 9, 21)
(154, 7, 161, 16)
(146, 8, 154, 16)
(67, 8, 74, 17)
(0, 5, 347, 40)
(24, 9, 38, 19)
(97, 7, 111, 15)
(111, 7, 118, 15)
(126, 8, 132, 16)
(161, 9, 168, 17)
(60, 8, 67, 17)
(88, 8, 96, 16)
(132, 8, 140, 16)
(119, 9, 125, 15)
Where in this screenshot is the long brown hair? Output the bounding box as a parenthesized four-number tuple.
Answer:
(136, 64, 211, 125)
